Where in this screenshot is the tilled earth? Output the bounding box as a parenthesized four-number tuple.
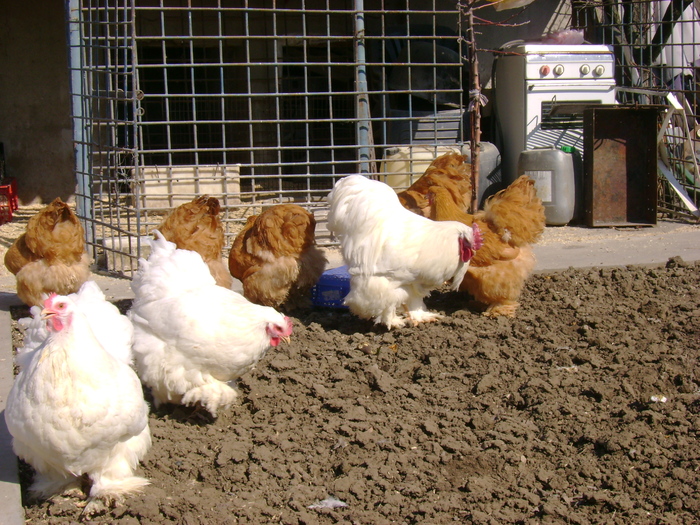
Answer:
(11, 257, 700, 524)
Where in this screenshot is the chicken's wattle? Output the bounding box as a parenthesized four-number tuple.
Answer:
(459, 223, 482, 263)
(459, 238, 472, 262)
(46, 316, 66, 333)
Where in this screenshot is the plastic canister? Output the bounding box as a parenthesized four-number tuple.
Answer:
(461, 141, 502, 207)
(517, 147, 575, 226)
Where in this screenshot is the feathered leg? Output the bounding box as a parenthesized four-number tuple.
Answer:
(181, 378, 239, 417)
(483, 301, 519, 317)
(30, 469, 82, 499)
(404, 287, 443, 325)
(345, 275, 408, 329)
(11, 440, 83, 498)
(88, 428, 151, 503)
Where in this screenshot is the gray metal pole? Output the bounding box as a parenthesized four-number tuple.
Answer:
(66, 0, 94, 243)
(355, 0, 374, 175)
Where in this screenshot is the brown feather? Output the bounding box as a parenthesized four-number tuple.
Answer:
(228, 204, 327, 309)
(158, 196, 232, 288)
(4, 198, 90, 307)
(4, 234, 39, 275)
(397, 152, 472, 216)
(427, 175, 545, 317)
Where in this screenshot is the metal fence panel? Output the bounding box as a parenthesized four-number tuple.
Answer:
(68, 0, 467, 275)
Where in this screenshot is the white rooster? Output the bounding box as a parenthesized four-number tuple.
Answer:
(15, 280, 134, 370)
(128, 231, 293, 417)
(4, 293, 151, 506)
(327, 174, 481, 329)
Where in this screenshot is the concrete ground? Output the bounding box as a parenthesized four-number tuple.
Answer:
(0, 219, 698, 523)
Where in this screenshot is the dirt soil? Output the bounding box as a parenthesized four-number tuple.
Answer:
(10, 257, 700, 525)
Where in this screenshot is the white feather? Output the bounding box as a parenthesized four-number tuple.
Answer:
(16, 280, 134, 370)
(4, 295, 150, 501)
(309, 496, 349, 509)
(326, 175, 477, 329)
(128, 230, 292, 416)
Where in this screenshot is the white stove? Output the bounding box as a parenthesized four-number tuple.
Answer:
(494, 43, 617, 183)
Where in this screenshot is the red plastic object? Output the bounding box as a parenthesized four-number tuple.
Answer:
(0, 196, 11, 224)
(0, 177, 17, 224)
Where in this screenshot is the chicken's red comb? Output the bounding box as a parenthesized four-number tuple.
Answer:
(43, 293, 59, 309)
(471, 222, 483, 251)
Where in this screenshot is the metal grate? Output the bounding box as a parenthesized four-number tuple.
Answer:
(573, 0, 700, 221)
(68, 0, 142, 275)
(68, 0, 467, 275)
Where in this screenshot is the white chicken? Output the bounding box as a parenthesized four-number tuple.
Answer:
(4, 293, 151, 505)
(327, 175, 481, 329)
(16, 280, 134, 370)
(128, 231, 293, 417)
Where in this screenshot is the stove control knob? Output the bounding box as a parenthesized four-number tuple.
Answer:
(539, 65, 550, 76)
(580, 64, 591, 75)
(593, 65, 605, 76)
(553, 64, 565, 76)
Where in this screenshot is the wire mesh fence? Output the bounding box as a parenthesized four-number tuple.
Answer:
(69, 0, 468, 274)
(573, 0, 700, 221)
(67, 0, 700, 276)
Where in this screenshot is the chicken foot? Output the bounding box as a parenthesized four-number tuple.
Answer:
(403, 300, 443, 326)
(181, 379, 239, 417)
(483, 301, 519, 317)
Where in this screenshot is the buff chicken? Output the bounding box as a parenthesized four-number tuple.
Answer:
(158, 195, 233, 289)
(228, 203, 327, 310)
(427, 175, 545, 317)
(4, 198, 91, 307)
(397, 152, 472, 217)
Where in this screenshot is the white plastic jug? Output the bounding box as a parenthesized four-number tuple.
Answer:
(518, 147, 575, 226)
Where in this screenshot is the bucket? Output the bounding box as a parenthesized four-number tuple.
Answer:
(518, 147, 575, 226)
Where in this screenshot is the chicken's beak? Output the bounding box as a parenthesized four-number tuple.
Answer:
(281, 336, 291, 345)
